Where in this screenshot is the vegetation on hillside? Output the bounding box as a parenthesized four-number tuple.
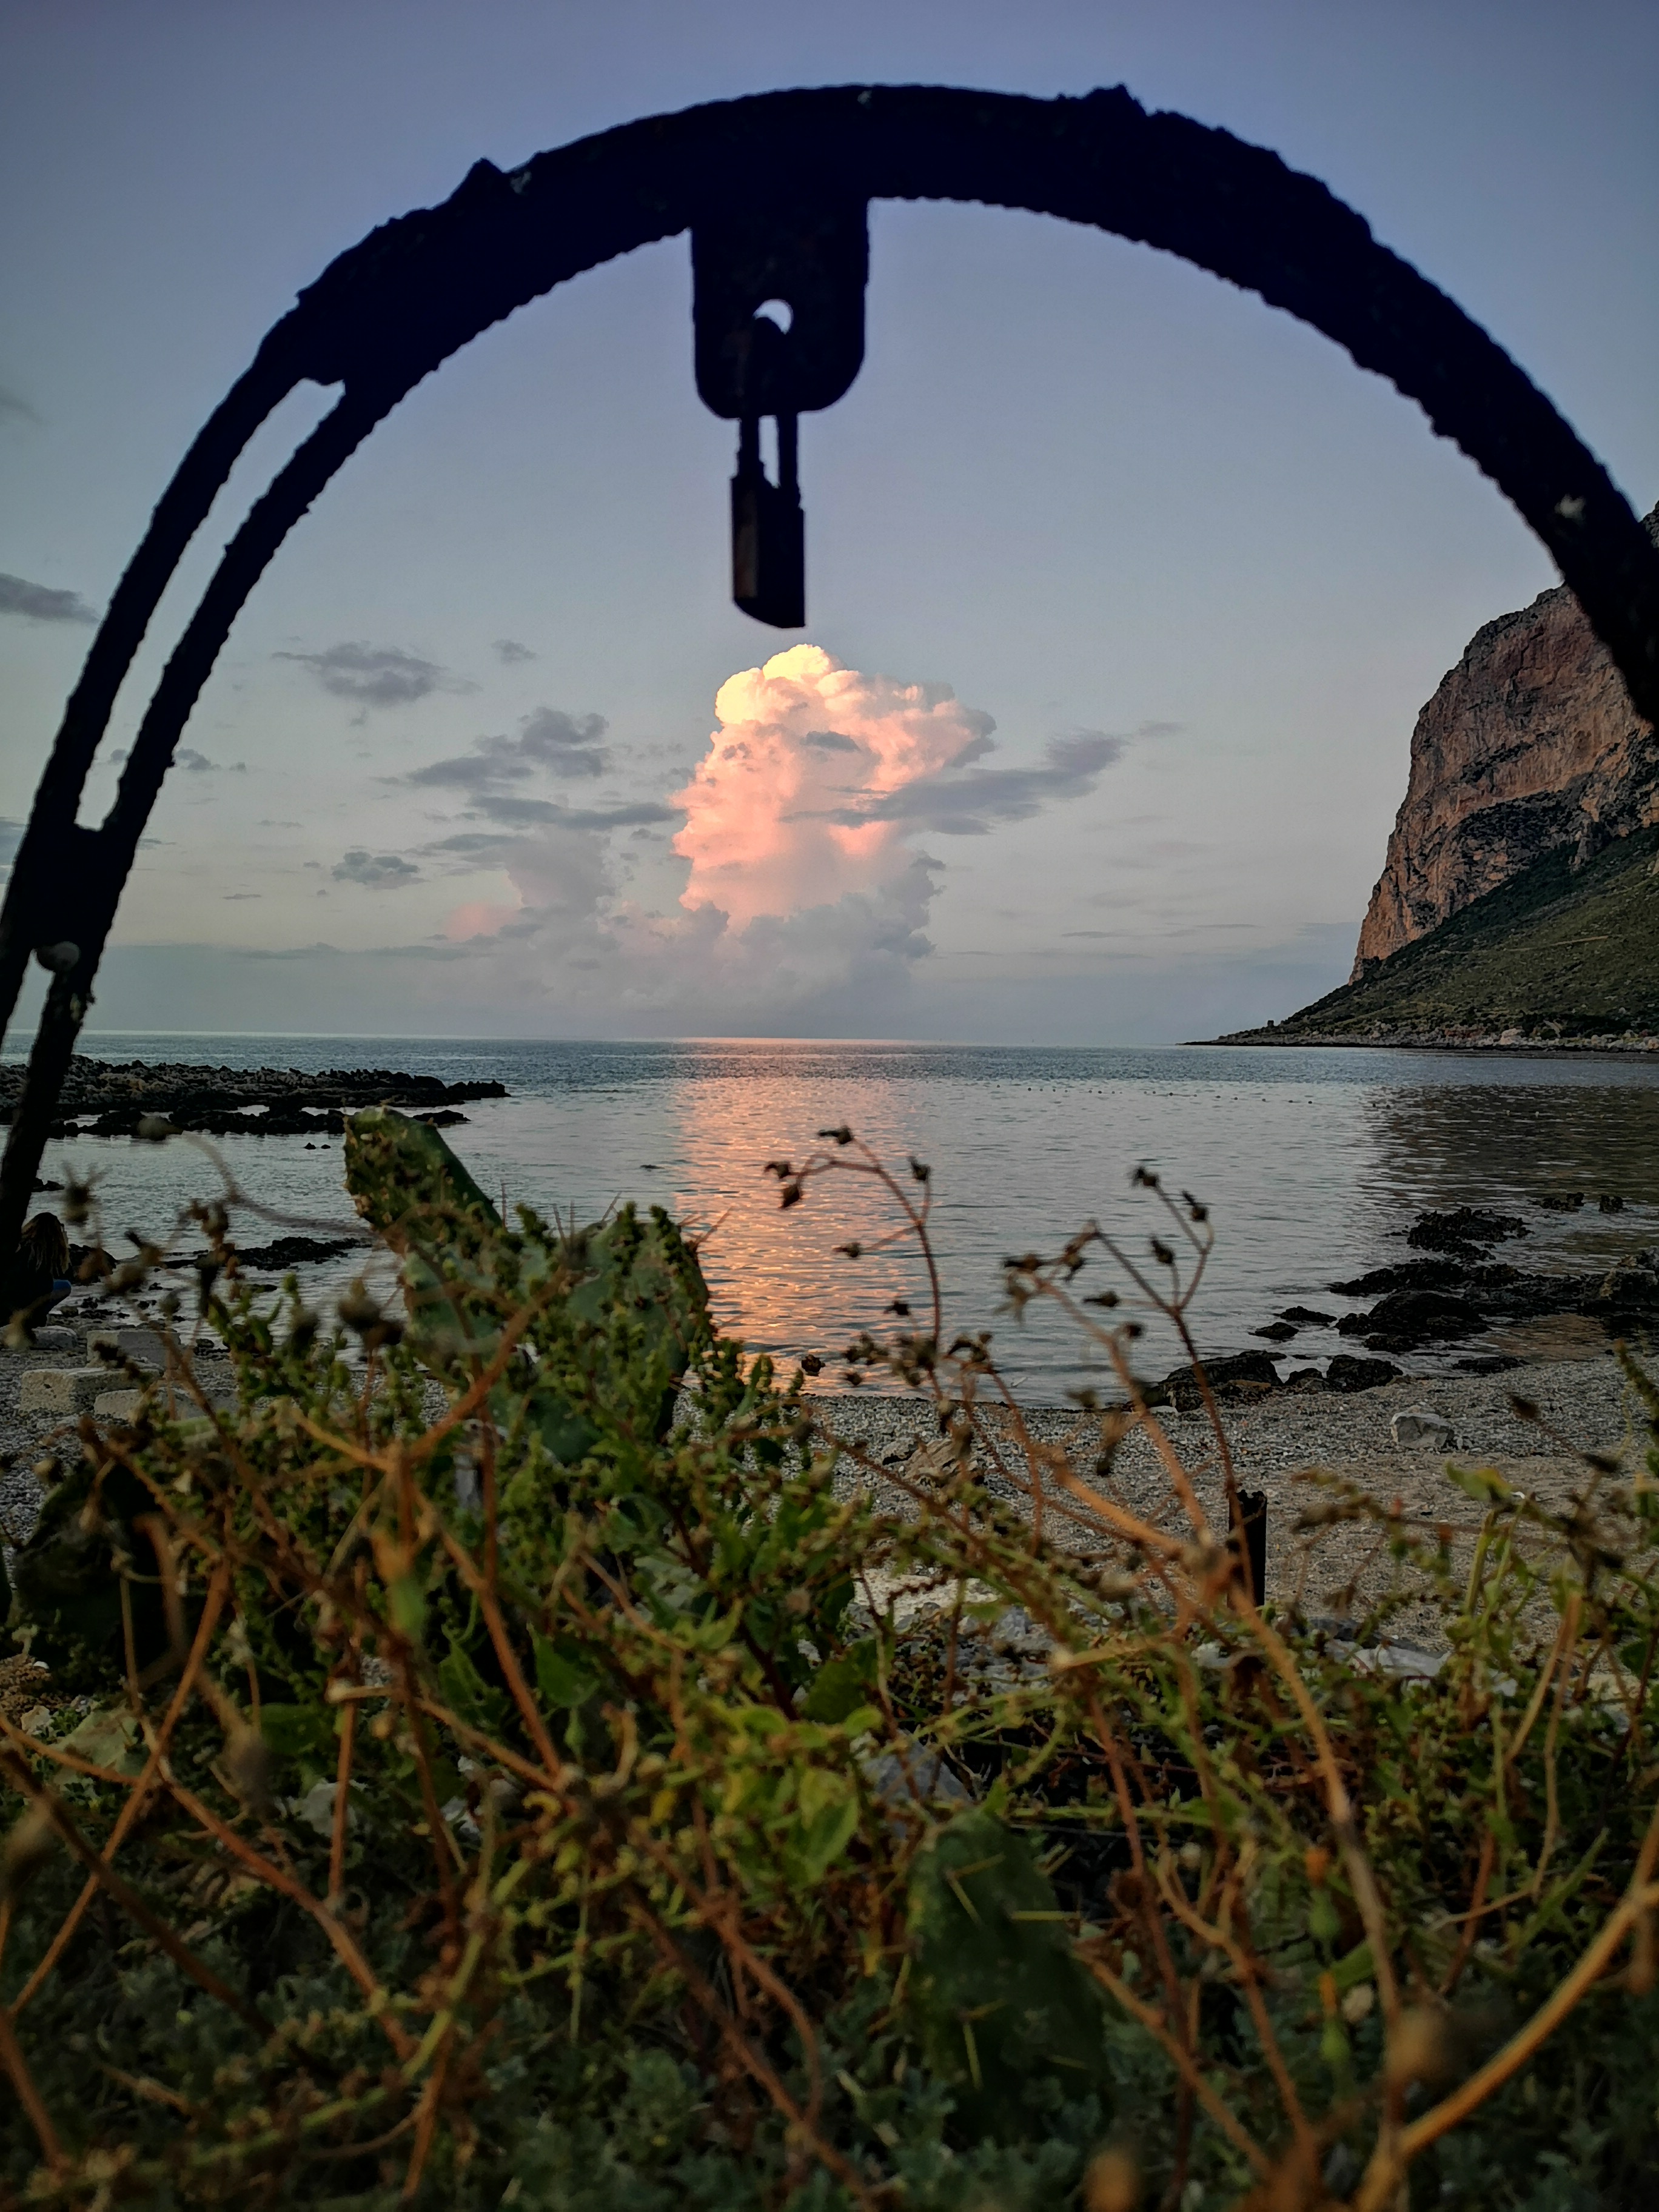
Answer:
(1235, 823, 1659, 1041)
(0, 1114, 1654, 2207)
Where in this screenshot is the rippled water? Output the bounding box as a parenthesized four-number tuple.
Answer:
(24, 1036, 1659, 1397)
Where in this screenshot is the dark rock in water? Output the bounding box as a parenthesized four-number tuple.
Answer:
(1324, 1355, 1403, 1393)
(1337, 1291, 1485, 1346)
(1407, 1207, 1527, 1252)
(188, 1235, 364, 1272)
(1283, 1367, 1326, 1391)
(1252, 1321, 1298, 1341)
(1599, 1194, 1626, 1213)
(1279, 1305, 1336, 1327)
(1151, 1349, 1281, 1410)
(1537, 1193, 1585, 1211)
(1330, 1259, 1470, 1296)
(0, 1056, 507, 1137)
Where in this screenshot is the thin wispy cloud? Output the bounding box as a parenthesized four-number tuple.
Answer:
(492, 638, 535, 664)
(473, 796, 677, 829)
(811, 731, 1125, 836)
(0, 572, 98, 624)
(420, 801, 680, 866)
(277, 642, 468, 709)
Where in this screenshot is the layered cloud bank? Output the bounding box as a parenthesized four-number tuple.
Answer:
(420, 645, 1125, 1026)
(105, 642, 1162, 1035)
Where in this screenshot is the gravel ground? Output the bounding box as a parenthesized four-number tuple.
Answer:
(795, 1350, 1646, 1648)
(2, 1300, 1644, 1660)
(0, 1305, 237, 1551)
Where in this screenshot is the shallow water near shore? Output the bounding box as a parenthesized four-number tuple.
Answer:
(21, 1034, 1659, 1398)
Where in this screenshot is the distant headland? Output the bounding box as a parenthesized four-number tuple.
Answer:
(1216, 503, 1659, 1051)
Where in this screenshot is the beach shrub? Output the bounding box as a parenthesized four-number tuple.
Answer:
(0, 1120, 1653, 2208)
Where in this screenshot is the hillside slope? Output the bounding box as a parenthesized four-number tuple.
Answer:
(1224, 823, 1659, 1045)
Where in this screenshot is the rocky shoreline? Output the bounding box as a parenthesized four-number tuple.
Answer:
(0, 1056, 506, 1140)
(1105, 1201, 1659, 1413)
(1209, 1025, 1659, 1053)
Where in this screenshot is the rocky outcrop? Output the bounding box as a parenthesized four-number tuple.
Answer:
(0, 1058, 506, 1139)
(1353, 503, 1659, 976)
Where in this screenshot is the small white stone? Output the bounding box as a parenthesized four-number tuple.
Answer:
(1390, 1407, 1455, 1450)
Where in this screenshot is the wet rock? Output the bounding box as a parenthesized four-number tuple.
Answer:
(208, 1235, 363, 1272)
(0, 1056, 507, 1138)
(1599, 1194, 1626, 1213)
(1151, 1350, 1281, 1411)
(1279, 1305, 1336, 1327)
(1251, 1321, 1298, 1341)
(1336, 1290, 1485, 1347)
(1537, 1192, 1586, 1211)
(1455, 1354, 1522, 1373)
(1330, 1259, 1470, 1296)
(1407, 1207, 1528, 1252)
(1324, 1355, 1403, 1393)
(1282, 1367, 1326, 1391)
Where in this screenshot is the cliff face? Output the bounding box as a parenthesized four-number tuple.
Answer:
(1353, 504, 1659, 977)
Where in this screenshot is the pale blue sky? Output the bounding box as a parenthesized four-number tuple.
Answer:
(1, 0, 1655, 1040)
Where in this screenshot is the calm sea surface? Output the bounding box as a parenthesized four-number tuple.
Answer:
(22, 1036, 1659, 1398)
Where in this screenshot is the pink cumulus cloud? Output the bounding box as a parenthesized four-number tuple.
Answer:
(443, 897, 521, 941)
(670, 645, 994, 930)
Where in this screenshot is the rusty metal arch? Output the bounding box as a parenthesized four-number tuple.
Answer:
(4, 81, 1657, 1245)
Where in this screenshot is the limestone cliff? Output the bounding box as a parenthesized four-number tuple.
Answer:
(1353, 502, 1659, 977)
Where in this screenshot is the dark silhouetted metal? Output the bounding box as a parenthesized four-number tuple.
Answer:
(3, 84, 1657, 1255)
(694, 194, 867, 625)
(731, 412, 805, 628)
(1230, 1487, 1269, 1607)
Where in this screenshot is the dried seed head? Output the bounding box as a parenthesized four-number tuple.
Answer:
(1387, 2005, 1455, 2087)
(0, 1800, 59, 1901)
(226, 1724, 275, 1817)
(1082, 2145, 1141, 2212)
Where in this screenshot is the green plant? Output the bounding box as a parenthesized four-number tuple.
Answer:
(0, 1119, 1652, 2209)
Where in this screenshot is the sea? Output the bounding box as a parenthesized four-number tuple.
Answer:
(20, 1035, 1659, 1400)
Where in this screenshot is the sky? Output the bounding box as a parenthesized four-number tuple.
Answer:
(1, 0, 1655, 1043)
